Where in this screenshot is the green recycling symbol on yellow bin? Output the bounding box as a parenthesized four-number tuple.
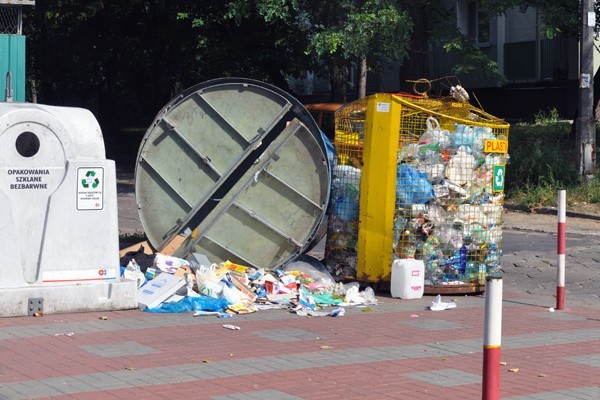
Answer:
(493, 165, 505, 192)
(81, 170, 100, 189)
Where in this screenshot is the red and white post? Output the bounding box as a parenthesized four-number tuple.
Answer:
(556, 189, 566, 310)
(482, 276, 503, 400)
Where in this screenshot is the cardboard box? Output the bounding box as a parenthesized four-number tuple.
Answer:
(137, 273, 185, 310)
(173, 265, 196, 281)
(118, 234, 189, 258)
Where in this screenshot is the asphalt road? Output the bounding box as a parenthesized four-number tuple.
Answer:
(117, 169, 600, 309)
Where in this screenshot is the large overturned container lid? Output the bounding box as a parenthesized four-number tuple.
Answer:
(135, 78, 331, 269)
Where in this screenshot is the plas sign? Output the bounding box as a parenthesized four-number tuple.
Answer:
(484, 139, 508, 154)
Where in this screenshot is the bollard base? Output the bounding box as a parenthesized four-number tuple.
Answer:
(556, 286, 565, 310)
(482, 345, 501, 400)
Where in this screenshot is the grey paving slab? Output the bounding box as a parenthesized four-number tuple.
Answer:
(563, 353, 600, 368)
(211, 390, 305, 400)
(403, 368, 481, 387)
(535, 312, 589, 321)
(1, 328, 599, 399)
(250, 328, 323, 342)
(79, 341, 161, 357)
(400, 318, 470, 330)
(504, 386, 600, 400)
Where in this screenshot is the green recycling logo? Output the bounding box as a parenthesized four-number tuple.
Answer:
(492, 165, 505, 192)
(81, 170, 100, 189)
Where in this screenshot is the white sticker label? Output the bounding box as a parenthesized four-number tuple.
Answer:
(581, 73, 591, 89)
(77, 167, 104, 210)
(588, 11, 596, 27)
(376, 102, 390, 112)
(42, 268, 117, 283)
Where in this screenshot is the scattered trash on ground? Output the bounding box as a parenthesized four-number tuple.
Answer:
(120, 249, 379, 319)
(429, 294, 457, 311)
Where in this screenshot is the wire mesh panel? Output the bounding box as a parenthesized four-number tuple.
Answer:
(392, 96, 509, 290)
(327, 92, 509, 290)
(0, 6, 20, 34)
(325, 99, 366, 277)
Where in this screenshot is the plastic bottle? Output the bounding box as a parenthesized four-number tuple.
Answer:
(395, 229, 417, 259)
(459, 244, 467, 275)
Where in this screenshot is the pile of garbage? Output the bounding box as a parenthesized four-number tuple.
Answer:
(120, 250, 377, 316)
(325, 115, 508, 286)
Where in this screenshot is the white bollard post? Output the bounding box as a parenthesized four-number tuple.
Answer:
(482, 277, 503, 400)
(557, 190, 566, 310)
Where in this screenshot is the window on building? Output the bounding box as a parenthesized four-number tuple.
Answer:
(467, 1, 490, 45)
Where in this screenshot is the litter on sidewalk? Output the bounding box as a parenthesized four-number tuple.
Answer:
(119, 249, 379, 318)
(429, 294, 457, 311)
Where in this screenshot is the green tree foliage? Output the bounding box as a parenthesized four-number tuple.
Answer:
(22, 0, 509, 140)
(222, 0, 413, 101)
(25, 1, 200, 132)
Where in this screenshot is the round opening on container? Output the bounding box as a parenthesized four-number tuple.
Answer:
(15, 131, 40, 158)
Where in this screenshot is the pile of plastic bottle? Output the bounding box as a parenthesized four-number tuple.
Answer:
(394, 117, 508, 285)
(325, 164, 362, 277)
(325, 115, 508, 286)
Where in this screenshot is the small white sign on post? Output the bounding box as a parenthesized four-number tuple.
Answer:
(581, 73, 591, 89)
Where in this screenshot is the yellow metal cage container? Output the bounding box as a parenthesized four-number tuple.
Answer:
(325, 92, 510, 294)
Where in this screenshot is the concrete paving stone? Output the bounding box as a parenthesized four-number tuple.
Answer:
(535, 312, 588, 321)
(212, 389, 305, 400)
(45, 379, 95, 393)
(251, 328, 322, 342)
(563, 354, 600, 367)
(505, 386, 600, 400)
(400, 319, 470, 330)
(429, 339, 481, 354)
(1, 307, 600, 399)
(0, 386, 28, 400)
(502, 328, 600, 349)
(72, 322, 107, 333)
(3, 381, 63, 398)
(3, 327, 37, 339)
(79, 341, 161, 357)
(403, 368, 481, 387)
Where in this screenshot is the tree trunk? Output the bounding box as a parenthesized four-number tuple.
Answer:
(330, 58, 348, 103)
(358, 56, 367, 99)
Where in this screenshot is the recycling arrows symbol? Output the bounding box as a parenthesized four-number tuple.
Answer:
(81, 170, 100, 189)
(495, 168, 504, 187)
(493, 165, 505, 192)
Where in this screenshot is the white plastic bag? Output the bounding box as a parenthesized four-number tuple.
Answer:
(220, 282, 242, 304)
(154, 253, 189, 274)
(419, 117, 450, 148)
(123, 260, 145, 289)
(445, 146, 475, 186)
(195, 264, 222, 298)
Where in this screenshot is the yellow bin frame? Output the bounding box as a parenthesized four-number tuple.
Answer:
(352, 93, 510, 285)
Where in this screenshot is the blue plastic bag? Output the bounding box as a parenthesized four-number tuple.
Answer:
(396, 164, 434, 206)
(145, 296, 229, 313)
